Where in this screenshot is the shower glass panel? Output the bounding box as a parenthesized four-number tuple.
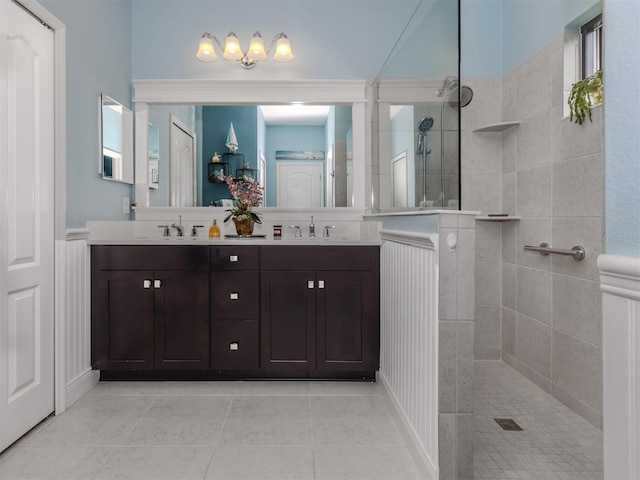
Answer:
(374, 0, 460, 211)
(387, 102, 459, 209)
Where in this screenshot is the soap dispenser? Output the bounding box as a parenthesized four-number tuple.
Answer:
(209, 219, 221, 239)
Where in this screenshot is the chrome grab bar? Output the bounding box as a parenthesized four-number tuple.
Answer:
(524, 243, 586, 261)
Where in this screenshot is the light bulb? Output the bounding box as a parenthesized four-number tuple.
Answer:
(248, 32, 267, 61)
(196, 34, 217, 62)
(223, 32, 243, 61)
(273, 35, 294, 62)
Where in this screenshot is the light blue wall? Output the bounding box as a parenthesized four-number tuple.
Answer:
(265, 126, 325, 207)
(130, 0, 420, 80)
(378, 0, 458, 79)
(40, 0, 132, 228)
(462, 0, 599, 77)
(604, 0, 640, 257)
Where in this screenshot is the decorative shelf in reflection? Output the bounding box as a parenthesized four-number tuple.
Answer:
(207, 162, 230, 183)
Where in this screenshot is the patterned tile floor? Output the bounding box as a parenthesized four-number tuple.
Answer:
(474, 361, 603, 480)
(0, 380, 420, 480)
(0, 362, 604, 479)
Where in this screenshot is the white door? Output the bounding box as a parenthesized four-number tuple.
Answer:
(169, 116, 196, 207)
(277, 162, 323, 208)
(0, 0, 55, 451)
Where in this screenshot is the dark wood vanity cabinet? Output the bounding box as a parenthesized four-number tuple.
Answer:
(260, 246, 380, 377)
(92, 244, 379, 378)
(209, 247, 260, 371)
(91, 246, 209, 371)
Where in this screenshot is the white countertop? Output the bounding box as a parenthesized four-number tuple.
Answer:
(87, 237, 381, 246)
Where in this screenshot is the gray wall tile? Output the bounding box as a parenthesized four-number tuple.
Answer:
(461, 173, 501, 215)
(439, 321, 457, 414)
(516, 55, 552, 120)
(475, 222, 501, 263)
(552, 217, 604, 281)
(516, 266, 552, 325)
(502, 129, 517, 174)
(553, 274, 602, 346)
(502, 263, 516, 310)
(457, 228, 476, 320)
(516, 111, 552, 171)
(475, 262, 501, 306)
(516, 314, 552, 378)
(502, 307, 516, 356)
(474, 306, 501, 350)
(516, 165, 552, 218)
(438, 414, 456, 480)
(552, 153, 604, 218)
(502, 171, 516, 215)
(461, 132, 501, 175)
(551, 383, 602, 429)
(502, 222, 516, 264)
(456, 322, 474, 413)
(456, 414, 474, 480)
(552, 330, 602, 413)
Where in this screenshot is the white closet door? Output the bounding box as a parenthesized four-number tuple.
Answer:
(169, 116, 196, 207)
(0, 0, 55, 451)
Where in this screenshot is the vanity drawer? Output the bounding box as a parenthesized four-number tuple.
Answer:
(211, 320, 259, 370)
(260, 246, 378, 271)
(210, 271, 259, 320)
(210, 246, 259, 270)
(92, 245, 208, 271)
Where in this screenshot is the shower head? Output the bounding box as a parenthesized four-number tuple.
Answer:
(436, 75, 458, 97)
(418, 116, 434, 132)
(447, 85, 474, 108)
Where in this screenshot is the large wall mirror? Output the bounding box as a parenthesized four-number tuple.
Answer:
(99, 94, 134, 184)
(132, 80, 367, 210)
(146, 103, 352, 208)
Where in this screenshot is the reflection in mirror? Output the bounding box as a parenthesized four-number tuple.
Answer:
(100, 94, 133, 184)
(385, 101, 459, 209)
(147, 104, 352, 208)
(148, 123, 159, 189)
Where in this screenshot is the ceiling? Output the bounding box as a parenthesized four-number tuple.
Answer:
(259, 105, 331, 126)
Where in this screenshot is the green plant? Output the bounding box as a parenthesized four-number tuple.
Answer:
(568, 68, 603, 125)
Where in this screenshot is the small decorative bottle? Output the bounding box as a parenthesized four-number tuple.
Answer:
(212, 152, 220, 163)
(209, 219, 221, 239)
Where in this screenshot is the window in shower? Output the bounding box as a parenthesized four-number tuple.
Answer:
(581, 13, 602, 79)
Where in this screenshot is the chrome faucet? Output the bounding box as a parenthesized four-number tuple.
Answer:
(323, 225, 336, 238)
(191, 225, 204, 237)
(171, 215, 184, 237)
(309, 215, 315, 237)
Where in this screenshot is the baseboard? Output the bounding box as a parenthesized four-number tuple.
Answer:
(377, 371, 439, 480)
(65, 368, 99, 408)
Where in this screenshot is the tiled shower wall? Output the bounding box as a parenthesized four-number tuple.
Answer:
(463, 36, 605, 428)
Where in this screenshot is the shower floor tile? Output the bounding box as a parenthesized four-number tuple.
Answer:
(474, 361, 603, 480)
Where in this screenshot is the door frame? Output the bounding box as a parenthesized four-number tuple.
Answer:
(169, 115, 197, 207)
(17, 0, 67, 414)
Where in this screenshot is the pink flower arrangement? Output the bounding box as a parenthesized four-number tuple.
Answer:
(223, 176, 263, 224)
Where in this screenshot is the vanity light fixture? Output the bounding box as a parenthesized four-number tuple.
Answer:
(196, 31, 294, 69)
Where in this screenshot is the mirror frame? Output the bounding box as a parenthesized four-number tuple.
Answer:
(132, 79, 369, 210)
(99, 93, 134, 184)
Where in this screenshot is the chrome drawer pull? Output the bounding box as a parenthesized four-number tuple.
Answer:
(143, 280, 151, 289)
(154, 279, 162, 288)
(230, 292, 239, 300)
(229, 255, 238, 262)
(230, 342, 239, 351)
(308, 281, 314, 289)
(318, 280, 325, 289)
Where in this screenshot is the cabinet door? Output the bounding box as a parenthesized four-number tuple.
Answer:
(92, 271, 154, 370)
(316, 271, 380, 372)
(154, 271, 209, 370)
(260, 271, 315, 373)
